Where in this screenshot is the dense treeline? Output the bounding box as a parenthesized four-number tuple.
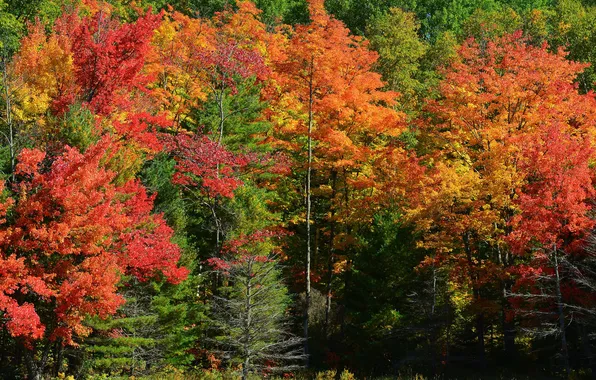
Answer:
(2, 0, 596, 379)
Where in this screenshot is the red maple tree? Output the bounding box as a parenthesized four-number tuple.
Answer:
(0, 137, 187, 349)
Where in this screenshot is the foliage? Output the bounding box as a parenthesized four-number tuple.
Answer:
(366, 7, 427, 101)
(0, 139, 187, 345)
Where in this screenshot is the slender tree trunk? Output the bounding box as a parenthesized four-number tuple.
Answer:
(501, 284, 516, 358)
(214, 85, 226, 250)
(429, 265, 439, 373)
(553, 245, 571, 376)
(324, 229, 334, 337)
(212, 86, 225, 296)
(339, 169, 352, 339)
(53, 340, 64, 377)
(497, 245, 516, 359)
(1, 59, 15, 182)
(340, 259, 352, 340)
(24, 343, 51, 380)
(303, 56, 314, 365)
(501, 301, 515, 354)
(431, 266, 437, 316)
(216, 86, 225, 145)
(463, 232, 486, 366)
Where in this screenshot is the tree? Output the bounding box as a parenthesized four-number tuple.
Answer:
(9, 4, 161, 119)
(506, 118, 595, 376)
(149, 1, 275, 252)
(266, 0, 405, 358)
(548, 0, 596, 93)
(0, 0, 21, 58)
(163, 132, 248, 250)
(0, 138, 187, 379)
(81, 276, 199, 378)
(414, 31, 595, 364)
(148, 1, 269, 132)
(83, 280, 162, 378)
(207, 230, 305, 379)
(461, 6, 522, 42)
(65, 7, 162, 116)
(366, 7, 427, 102)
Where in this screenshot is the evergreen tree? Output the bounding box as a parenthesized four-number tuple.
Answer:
(208, 231, 305, 379)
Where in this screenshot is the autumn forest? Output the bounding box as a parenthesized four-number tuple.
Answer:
(3, 0, 596, 378)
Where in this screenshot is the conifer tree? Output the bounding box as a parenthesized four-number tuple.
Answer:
(208, 230, 305, 379)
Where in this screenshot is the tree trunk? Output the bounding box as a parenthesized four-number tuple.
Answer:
(303, 56, 314, 366)
(53, 340, 64, 377)
(553, 246, 571, 376)
(501, 300, 516, 358)
(431, 266, 437, 316)
(498, 245, 516, 359)
(463, 232, 486, 366)
(217, 89, 225, 145)
(1, 59, 15, 182)
(340, 259, 352, 340)
(24, 343, 51, 380)
(501, 272, 516, 360)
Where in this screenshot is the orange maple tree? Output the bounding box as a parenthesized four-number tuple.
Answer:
(415, 31, 596, 358)
(265, 0, 408, 344)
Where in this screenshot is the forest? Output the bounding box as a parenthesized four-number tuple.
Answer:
(3, 0, 596, 378)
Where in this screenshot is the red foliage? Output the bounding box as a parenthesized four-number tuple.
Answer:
(112, 112, 171, 153)
(163, 133, 248, 198)
(508, 123, 596, 253)
(206, 229, 288, 272)
(198, 39, 269, 95)
(0, 138, 187, 346)
(65, 9, 162, 115)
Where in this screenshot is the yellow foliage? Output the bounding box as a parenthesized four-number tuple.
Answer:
(10, 23, 74, 125)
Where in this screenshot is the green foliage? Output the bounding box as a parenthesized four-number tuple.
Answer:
(366, 7, 427, 101)
(58, 103, 98, 151)
(193, 77, 269, 150)
(152, 277, 207, 367)
(83, 288, 160, 377)
(548, 0, 596, 92)
(462, 6, 522, 41)
(83, 278, 206, 376)
(209, 248, 303, 377)
(324, 0, 391, 34)
(502, 0, 554, 11)
(416, 0, 501, 39)
(4, 0, 66, 26)
(142, 154, 189, 234)
(254, 0, 306, 26)
(229, 183, 281, 236)
(414, 30, 458, 98)
(0, 0, 22, 57)
(140, 154, 208, 368)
